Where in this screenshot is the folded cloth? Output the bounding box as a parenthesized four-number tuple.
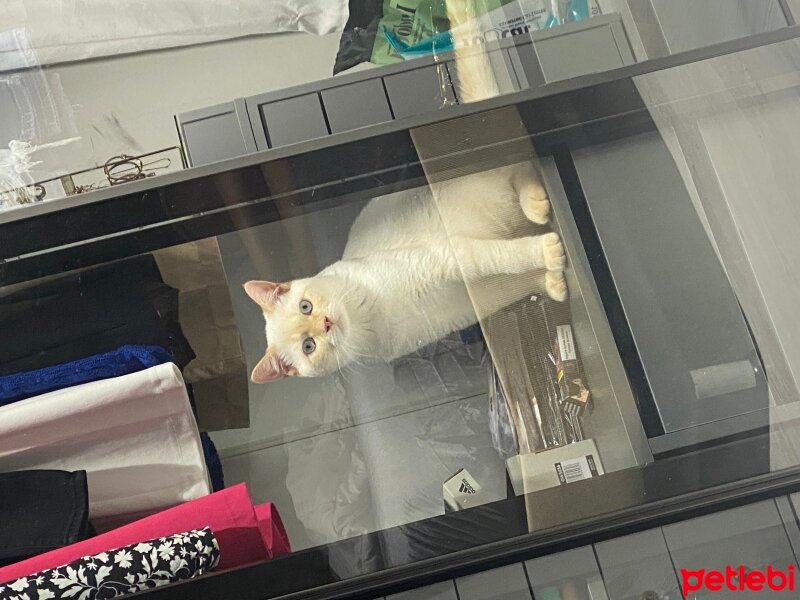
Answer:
(0, 345, 173, 406)
(0, 484, 290, 584)
(0, 256, 195, 376)
(0, 363, 210, 527)
(0, 471, 92, 567)
(0, 528, 219, 600)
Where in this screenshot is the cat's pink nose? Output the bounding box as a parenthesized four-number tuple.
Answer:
(323, 317, 332, 333)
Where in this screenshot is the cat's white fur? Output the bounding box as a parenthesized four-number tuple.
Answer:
(244, 0, 566, 383)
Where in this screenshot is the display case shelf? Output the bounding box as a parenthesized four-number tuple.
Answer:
(4, 24, 800, 600)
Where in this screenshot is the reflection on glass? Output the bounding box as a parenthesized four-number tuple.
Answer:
(5, 3, 800, 597)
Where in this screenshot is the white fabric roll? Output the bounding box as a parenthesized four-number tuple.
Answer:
(0, 1, 349, 70)
(0, 363, 211, 525)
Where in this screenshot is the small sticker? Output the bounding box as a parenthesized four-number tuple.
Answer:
(555, 455, 598, 484)
(459, 479, 476, 494)
(557, 325, 577, 362)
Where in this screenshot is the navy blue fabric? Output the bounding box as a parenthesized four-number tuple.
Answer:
(184, 384, 225, 492)
(200, 433, 225, 492)
(0, 345, 173, 407)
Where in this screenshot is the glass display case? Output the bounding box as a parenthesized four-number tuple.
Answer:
(4, 3, 800, 599)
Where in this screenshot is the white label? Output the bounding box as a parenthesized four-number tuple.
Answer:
(690, 360, 757, 400)
(557, 325, 577, 362)
(555, 455, 598, 484)
(443, 468, 485, 510)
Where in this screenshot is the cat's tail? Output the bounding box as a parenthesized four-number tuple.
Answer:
(446, 0, 501, 103)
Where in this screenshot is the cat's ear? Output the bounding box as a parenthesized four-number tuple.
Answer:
(251, 350, 294, 383)
(244, 280, 290, 312)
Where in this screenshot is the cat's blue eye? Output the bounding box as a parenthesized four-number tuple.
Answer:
(302, 337, 316, 355)
(299, 299, 313, 315)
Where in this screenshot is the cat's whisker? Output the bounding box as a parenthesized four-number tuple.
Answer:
(343, 347, 371, 362)
(333, 346, 354, 385)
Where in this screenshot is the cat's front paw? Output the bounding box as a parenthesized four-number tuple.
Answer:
(519, 181, 550, 224)
(545, 271, 568, 302)
(542, 232, 566, 271)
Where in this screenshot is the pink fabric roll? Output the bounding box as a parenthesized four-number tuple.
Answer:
(255, 503, 291, 558)
(0, 483, 290, 584)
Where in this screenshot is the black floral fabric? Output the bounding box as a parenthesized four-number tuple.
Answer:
(0, 528, 219, 600)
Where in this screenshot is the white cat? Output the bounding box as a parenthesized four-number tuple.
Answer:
(244, 0, 567, 383)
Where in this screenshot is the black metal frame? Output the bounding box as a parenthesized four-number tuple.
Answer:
(137, 430, 790, 600)
(4, 24, 800, 600)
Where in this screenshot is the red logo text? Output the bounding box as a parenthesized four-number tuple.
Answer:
(681, 566, 795, 595)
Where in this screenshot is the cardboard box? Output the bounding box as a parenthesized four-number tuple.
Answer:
(506, 438, 604, 496)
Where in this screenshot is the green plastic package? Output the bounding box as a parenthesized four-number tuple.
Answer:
(334, 0, 598, 74)
(371, 0, 483, 66)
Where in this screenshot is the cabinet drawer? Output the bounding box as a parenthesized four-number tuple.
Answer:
(383, 65, 457, 119)
(248, 92, 329, 149)
(321, 79, 393, 133)
(176, 99, 256, 167)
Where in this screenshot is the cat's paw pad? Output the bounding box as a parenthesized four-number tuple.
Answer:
(545, 271, 568, 302)
(519, 181, 550, 224)
(542, 232, 566, 271)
